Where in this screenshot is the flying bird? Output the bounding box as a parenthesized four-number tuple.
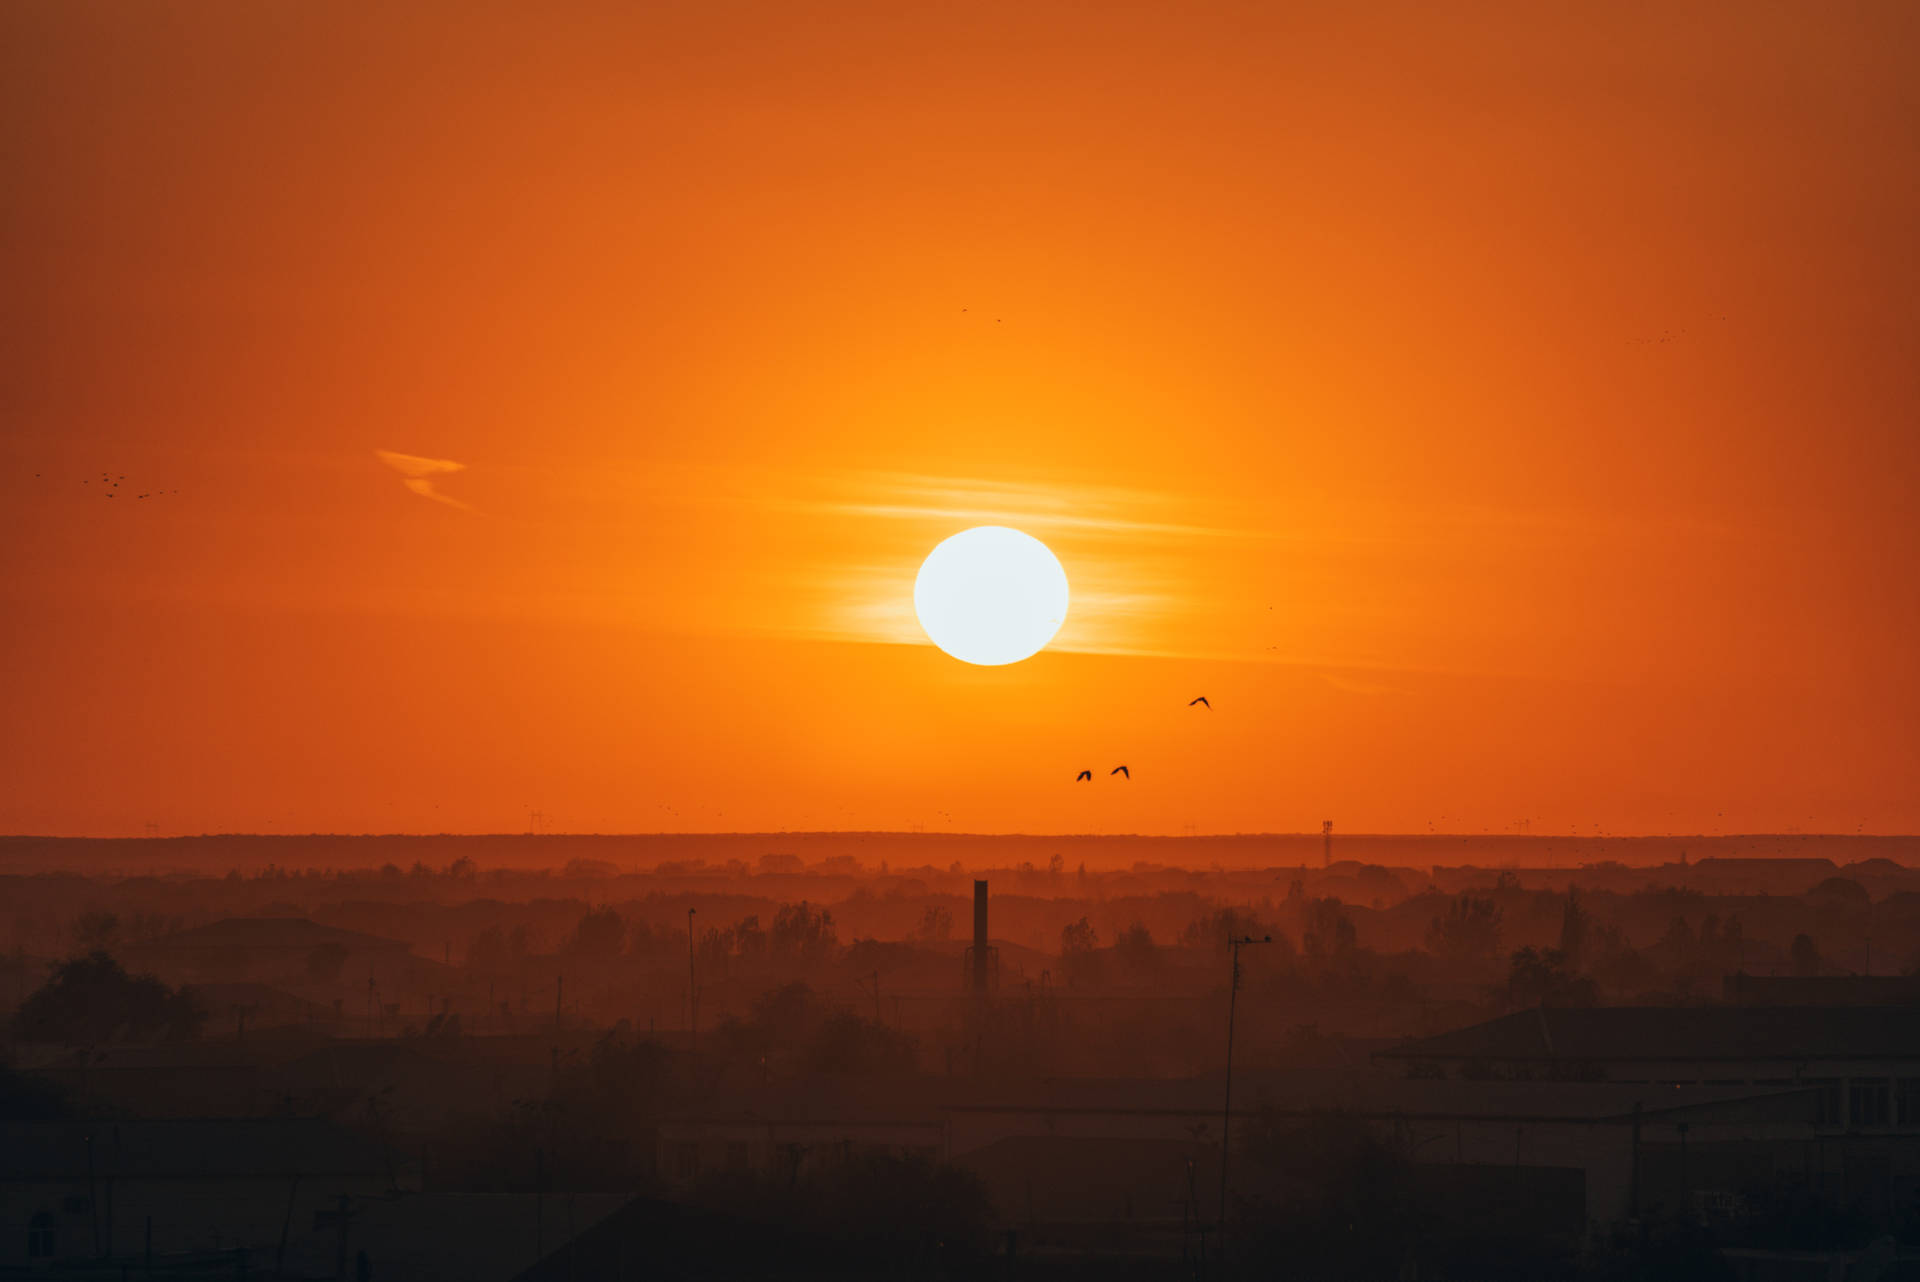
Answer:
(1189, 696, 1210, 709)
(1111, 766, 1129, 779)
(374, 449, 474, 511)
(1075, 770, 1092, 782)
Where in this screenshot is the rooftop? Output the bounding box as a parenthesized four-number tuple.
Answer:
(1378, 1005, 1920, 1064)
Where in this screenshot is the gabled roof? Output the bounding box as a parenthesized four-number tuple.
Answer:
(1378, 1005, 1920, 1064)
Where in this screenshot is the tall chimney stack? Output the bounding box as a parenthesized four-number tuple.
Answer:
(973, 880, 989, 996)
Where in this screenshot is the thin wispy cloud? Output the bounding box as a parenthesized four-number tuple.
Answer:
(493, 461, 1732, 684)
(374, 449, 475, 512)
(773, 471, 1258, 542)
(708, 469, 1339, 666)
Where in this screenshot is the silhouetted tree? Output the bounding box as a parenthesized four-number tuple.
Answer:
(1720, 913, 1746, 967)
(1115, 920, 1158, 971)
(734, 982, 820, 1060)
(468, 924, 530, 973)
(711, 983, 913, 1080)
(732, 915, 767, 961)
(1791, 932, 1823, 976)
(10, 952, 205, 1044)
(561, 907, 626, 964)
(1426, 894, 1503, 960)
(805, 1010, 918, 1076)
(770, 902, 837, 963)
(1590, 937, 1658, 998)
(1182, 905, 1266, 952)
(912, 905, 952, 943)
(1658, 915, 1697, 958)
(1507, 946, 1597, 1009)
(70, 911, 120, 953)
(1060, 916, 1100, 986)
(1304, 898, 1357, 966)
(1558, 888, 1590, 971)
(695, 925, 736, 977)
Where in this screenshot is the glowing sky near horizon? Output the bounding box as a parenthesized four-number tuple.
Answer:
(0, 1, 1915, 837)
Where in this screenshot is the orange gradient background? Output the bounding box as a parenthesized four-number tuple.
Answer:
(2, 1, 1915, 836)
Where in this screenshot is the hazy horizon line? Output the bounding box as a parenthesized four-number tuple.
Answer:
(4, 830, 1912, 843)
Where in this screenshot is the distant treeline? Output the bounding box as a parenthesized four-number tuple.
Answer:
(3, 830, 1913, 877)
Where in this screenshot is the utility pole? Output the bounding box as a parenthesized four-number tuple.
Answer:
(687, 908, 698, 1053)
(1630, 1102, 1642, 1218)
(1322, 820, 1333, 869)
(1219, 933, 1271, 1266)
(1677, 1121, 1690, 1205)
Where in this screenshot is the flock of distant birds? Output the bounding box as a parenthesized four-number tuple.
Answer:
(1075, 695, 1209, 782)
(38, 471, 178, 500)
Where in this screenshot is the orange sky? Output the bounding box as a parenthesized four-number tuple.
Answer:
(2, 1, 1916, 838)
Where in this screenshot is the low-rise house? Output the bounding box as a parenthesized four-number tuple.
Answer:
(948, 1069, 1820, 1230)
(1375, 1005, 1920, 1127)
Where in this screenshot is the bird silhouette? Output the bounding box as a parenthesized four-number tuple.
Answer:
(1189, 696, 1210, 709)
(1111, 766, 1129, 779)
(1075, 770, 1092, 782)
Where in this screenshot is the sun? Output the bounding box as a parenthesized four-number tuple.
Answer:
(914, 526, 1070, 665)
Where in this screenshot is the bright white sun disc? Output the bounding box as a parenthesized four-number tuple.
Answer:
(914, 526, 1069, 665)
